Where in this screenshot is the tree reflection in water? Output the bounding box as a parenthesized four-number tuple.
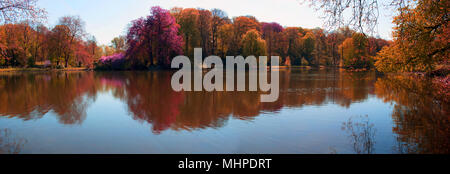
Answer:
(375, 75, 450, 154)
(0, 129, 27, 154)
(0, 70, 448, 153)
(0, 72, 97, 125)
(342, 115, 376, 154)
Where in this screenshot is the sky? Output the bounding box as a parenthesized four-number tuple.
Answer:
(37, 0, 396, 45)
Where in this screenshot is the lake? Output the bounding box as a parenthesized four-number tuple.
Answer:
(0, 69, 448, 154)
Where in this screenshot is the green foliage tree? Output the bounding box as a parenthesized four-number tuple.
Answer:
(231, 16, 260, 55)
(242, 29, 267, 58)
(301, 32, 315, 65)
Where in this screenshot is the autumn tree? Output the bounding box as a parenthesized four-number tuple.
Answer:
(47, 20, 95, 68)
(311, 28, 330, 65)
(126, 6, 183, 68)
(74, 41, 93, 67)
(57, 16, 86, 67)
(48, 25, 70, 66)
(300, 31, 316, 65)
(374, 44, 402, 72)
(150, 6, 184, 66)
(211, 8, 228, 55)
(304, 0, 447, 72)
(217, 23, 234, 58)
(368, 37, 390, 56)
(231, 16, 260, 55)
(86, 35, 102, 61)
(30, 23, 49, 63)
(325, 32, 340, 65)
(261, 22, 284, 57)
(282, 27, 303, 65)
(101, 45, 115, 57)
(375, 0, 449, 72)
(111, 36, 126, 53)
(17, 21, 36, 66)
(0, 23, 36, 66)
(0, 10, 100, 69)
(339, 33, 371, 69)
(197, 9, 212, 56)
(174, 8, 200, 58)
(242, 29, 267, 58)
(0, 24, 23, 66)
(0, 26, 5, 65)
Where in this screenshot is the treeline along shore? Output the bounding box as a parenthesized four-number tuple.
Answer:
(0, 2, 448, 89)
(1, 6, 391, 71)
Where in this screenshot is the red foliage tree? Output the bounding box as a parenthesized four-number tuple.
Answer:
(126, 6, 183, 68)
(261, 22, 284, 58)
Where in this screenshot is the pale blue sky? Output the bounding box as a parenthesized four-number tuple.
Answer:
(38, 0, 395, 45)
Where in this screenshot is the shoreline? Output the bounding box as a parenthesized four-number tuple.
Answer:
(0, 66, 377, 73)
(0, 67, 91, 72)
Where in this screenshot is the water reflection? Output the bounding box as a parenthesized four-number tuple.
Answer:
(0, 128, 27, 154)
(375, 75, 450, 154)
(97, 69, 378, 132)
(342, 115, 376, 154)
(0, 70, 448, 153)
(0, 72, 96, 124)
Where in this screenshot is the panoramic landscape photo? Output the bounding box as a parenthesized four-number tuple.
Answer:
(0, 0, 449, 154)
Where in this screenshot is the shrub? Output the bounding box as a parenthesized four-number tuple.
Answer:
(96, 53, 127, 70)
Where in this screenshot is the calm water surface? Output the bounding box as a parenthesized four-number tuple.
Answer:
(0, 69, 448, 154)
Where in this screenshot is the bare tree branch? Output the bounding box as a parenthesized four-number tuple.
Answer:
(0, 0, 46, 24)
(301, 0, 415, 34)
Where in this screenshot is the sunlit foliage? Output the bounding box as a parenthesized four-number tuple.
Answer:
(374, 0, 449, 73)
(339, 33, 372, 69)
(242, 29, 267, 58)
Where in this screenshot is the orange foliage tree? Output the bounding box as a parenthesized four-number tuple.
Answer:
(339, 33, 372, 69)
(375, 0, 449, 73)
